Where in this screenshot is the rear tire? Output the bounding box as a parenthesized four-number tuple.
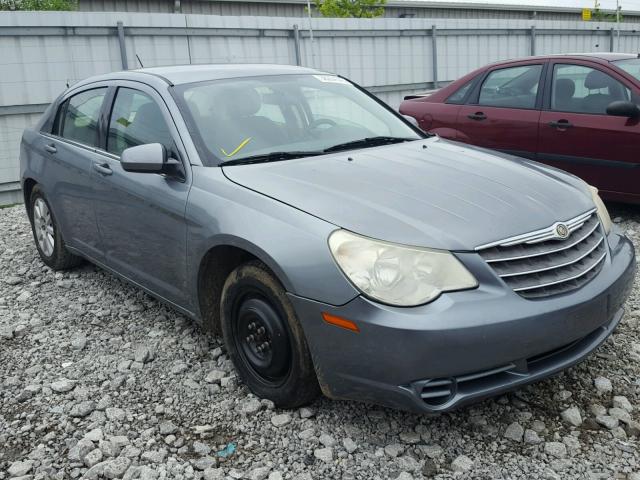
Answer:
(220, 260, 320, 408)
(28, 185, 82, 270)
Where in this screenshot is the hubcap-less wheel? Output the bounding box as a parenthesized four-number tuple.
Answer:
(234, 294, 292, 385)
(33, 198, 54, 257)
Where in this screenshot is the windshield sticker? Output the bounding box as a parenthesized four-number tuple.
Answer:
(313, 75, 349, 85)
(220, 137, 252, 157)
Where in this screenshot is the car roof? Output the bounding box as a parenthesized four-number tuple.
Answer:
(135, 64, 328, 85)
(488, 52, 638, 67)
(69, 64, 331, 92)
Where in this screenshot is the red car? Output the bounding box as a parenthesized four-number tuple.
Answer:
(400, 53, 640, 203)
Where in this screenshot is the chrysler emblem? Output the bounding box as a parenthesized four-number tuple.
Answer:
(555, 223, 569, 239)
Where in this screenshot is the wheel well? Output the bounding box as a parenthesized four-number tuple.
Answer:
(22, 178, 38, 217)
(23, 178, 37, 213)
(197, 245, 259, 334)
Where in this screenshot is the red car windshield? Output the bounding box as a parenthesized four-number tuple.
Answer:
(613, 58, 640, 83)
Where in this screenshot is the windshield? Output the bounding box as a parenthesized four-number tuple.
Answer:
(614, 58, 640, 82)
(174, 74, 422, 165)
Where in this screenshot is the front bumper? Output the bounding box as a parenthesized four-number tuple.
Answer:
(289, 232, 636, 413)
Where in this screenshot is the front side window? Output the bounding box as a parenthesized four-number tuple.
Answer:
(58, 88, 107, 147)
(175, 74, 421, 164)
(478, 65, 543, 109)
(107, 88, 174, 157)
(551, 64, 631, 114)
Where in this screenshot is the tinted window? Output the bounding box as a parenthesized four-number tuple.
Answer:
(446, 79, 474, 104)
(551, 64, 631, 114)
(478, 65, 543, 109)
(59, 88, 107, 146)
(107, 88, 174, 157)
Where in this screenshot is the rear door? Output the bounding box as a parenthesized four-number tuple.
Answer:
(40, 86, 109, 258)
(456, 62, 547, 159)
(538, 60, 640, 198)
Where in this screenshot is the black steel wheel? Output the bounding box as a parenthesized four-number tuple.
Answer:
(221, 260, 320, 408)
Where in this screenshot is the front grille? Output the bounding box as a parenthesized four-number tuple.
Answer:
(477, 210, 606, 299)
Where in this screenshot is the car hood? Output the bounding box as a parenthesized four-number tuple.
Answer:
(222, 137, 595, 251)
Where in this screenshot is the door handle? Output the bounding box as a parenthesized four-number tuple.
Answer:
(44, 143, 57, 154)
(548, 120, 573, 129)
(93, 163, 113, 176)
(467, 112, 487, 121)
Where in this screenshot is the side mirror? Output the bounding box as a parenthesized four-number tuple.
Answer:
(606, 100, 640, 118)
(121, 143, 166, 173)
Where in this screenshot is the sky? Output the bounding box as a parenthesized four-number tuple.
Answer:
(405, 0, 640, 13)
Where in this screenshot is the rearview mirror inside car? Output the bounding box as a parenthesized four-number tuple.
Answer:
(606, 100, 640, 118)
(121, 143, 167, 173)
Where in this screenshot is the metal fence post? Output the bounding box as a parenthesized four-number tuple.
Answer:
(610, 27, 615, 52)
(431, 25, 438, 89)
(530, 25, 536, 56)
(293, 24, 302, 66)
(117, 21, 129, 70)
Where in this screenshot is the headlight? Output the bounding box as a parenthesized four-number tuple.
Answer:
(328, 230, 477, 306)
(589, 186, 612, 234)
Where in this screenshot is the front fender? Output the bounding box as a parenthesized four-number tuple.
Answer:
(186, 167, 359, 311)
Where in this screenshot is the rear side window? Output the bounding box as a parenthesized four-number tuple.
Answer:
(107, 88, 174, 157)
(57, 88, 107, 147)
(446, 79, 474, 104)
(478, 65, 543, 109)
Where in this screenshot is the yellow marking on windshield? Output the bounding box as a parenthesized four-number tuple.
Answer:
(220, 137, 252, 157)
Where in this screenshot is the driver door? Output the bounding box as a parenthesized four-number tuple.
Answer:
(91, 82, 193, 310)
(456, 62, 546, 159)
(537, 61, 640, 197)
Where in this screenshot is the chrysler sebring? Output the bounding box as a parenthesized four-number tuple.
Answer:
(20, 65, 635, 412)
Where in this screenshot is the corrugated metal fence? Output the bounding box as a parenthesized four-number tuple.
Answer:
(1, 11, 639, 204)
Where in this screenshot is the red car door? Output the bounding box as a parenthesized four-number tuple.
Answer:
(455, 61, 546, 159)
(538, 60, 640, 201)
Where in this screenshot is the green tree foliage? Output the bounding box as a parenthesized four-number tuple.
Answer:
(315, 0, 386, 18)
(592, 0, 623, 22)
(0, 0, 77, 10)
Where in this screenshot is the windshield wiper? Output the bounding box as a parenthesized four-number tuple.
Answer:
(219, 151, 324, 166)
(322, 136, 417, 153)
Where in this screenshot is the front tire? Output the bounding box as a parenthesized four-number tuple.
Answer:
(29, 185, 82, 270)
(221, 261, 320, 408)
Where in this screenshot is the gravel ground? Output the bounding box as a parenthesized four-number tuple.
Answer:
(1, 203, 639, 480)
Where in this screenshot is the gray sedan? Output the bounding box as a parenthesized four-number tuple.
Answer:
(20, 64, 636, 412)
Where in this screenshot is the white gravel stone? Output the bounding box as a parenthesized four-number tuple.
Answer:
(594, 376, 613, 394)
(50, 378, 76, 393)
(613, 395, 634, 412)
(270, 413, 292, 427)
(8, 460, 34, 477)
(451, 455, 474, 472)
(544, 442, 567, 459)
(319, 433, 336, 447)
(384, 443, 405, 457)
(524, 429, 542, 445)
(560, 406, 583, 427)
(504, 422, 524, 442)
(205, 369, 226, 384)
(596, 415, 619, 430)
(314, 447, 333, 463)
(343, 437, 358, 453)
(299, 407, 315, 418)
